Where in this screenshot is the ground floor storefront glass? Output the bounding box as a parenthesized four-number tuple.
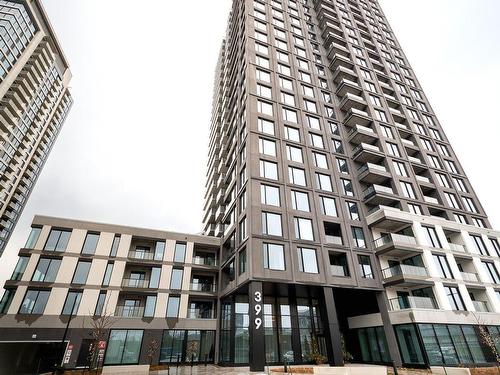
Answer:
(104, 329, 144, 365)
(220, 294, 326, 365)
(356, 326, 391, 364)
(159, 330, 215, 363)
(395, 323, 498, 367)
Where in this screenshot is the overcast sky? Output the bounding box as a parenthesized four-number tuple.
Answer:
(0, 0, 499, 285)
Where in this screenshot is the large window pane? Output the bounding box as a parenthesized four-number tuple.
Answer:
(297, 247, 318, 273)
(11, 256, 29, 280)
(72, 261, 91, 284)
(170, 269, 183, 290)
(104, 330, 143, 365)
(395, 324, 425, 365)
(155, 241, 165, 261)
(44, 229, 71, 252)
(25, 227, 41, 249)
(81, 233, 100, 254)
(263, 243, 285, 271)
(62, 291, 82, 315)
(166, 296, 180, 318)
(174, 243, 186, 263)
(121, 330, 143, 364)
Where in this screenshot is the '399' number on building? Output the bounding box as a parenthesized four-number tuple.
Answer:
(254, 291, 262, 330)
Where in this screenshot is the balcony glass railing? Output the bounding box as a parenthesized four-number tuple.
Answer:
(128, 250, 155, 260)
(373, 233, 417, 249)
(472, 301, 489, 313)
(121, 278, 152, 288)
(382, 264, 428, 279)
(192, 256, 217, 266)
(115, 305, 144, 318)
(424, 196, 439, 204)
(187, 308, 214, 319)
(325, 235, 343, 245)
(460, 272, 479, 283)
(190, 283, 216, 292)
(331, 265, 348, 277)
(389, 296, 437, 311)
(448, 243, 466, 253)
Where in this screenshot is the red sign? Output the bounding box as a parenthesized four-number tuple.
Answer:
(98, 341, 106, 350)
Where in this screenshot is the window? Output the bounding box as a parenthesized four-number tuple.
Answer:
(44, 229, 71, 251)
(428, 155, 442, 169)
(433, 254, 453, 279)
(444, 286, 465, 311)
(408, 204, 423, 215)
(284, 126, 300, 142)
(454, 213, 467, 224)
(445, 160, 458, 174)
(436, 173, 450, 188)
(310, 133, 324, 148)
(170, 269, 183, 290)
(352, 227, 366, 248)
(291, 190, 310, 212)
(381, 125, 393, 139)
(313, 152, 328, 169)
(174, 242, 187, 263)
(444, 193, 460, 209)
(81, 233, 100, 255)
(62, 290, 82, 315)
(306, 115, 320, 129)
(316, 173, 332, 192)
(94, 291, 107, 316)
(387, 142, 401, 157)
(32, 258, 61, 283)
(260, 160, 278, 180)
(72, 261, 92, 284)
(262, 212, 282, 236)
(346, 202, 360, 220)
(375, 109, 388, 123)
(304, 99, 317, 113)
(294, 217, 314, 241)
(286, 145, 303, 162)
(110, 235, 120, 257)
(297, 247, 318, 273)
(263, 243, 285, 270)
(281, 91, 295, 106)
(302, 85, 315, 98)
(282, 107, 298, 123)
(153, 241, 165, 261)
(239, 249, 247, 275)
(462, 197, 478, 213)
(258, 118, 275, 135)
(489, 238, 500, 257)
(470, 235, 488, 256)
(19, 289, 50, 314)
(452, 177, 467, 193)
(482, 262, 500, 284)
(261, 185, 280, 207)
(258, 100, 273, 116)
(104, 330, 144, 365)
(358, 255, 373, 278)
(289, 166, 306, 186)
(239, 217, 247, 242)
(256, 69, 271, 83)
(393, 161, 408, 177)
(166, 296, 181, 318)
(11, 256, 29, 281)
(320, 196, 337, 217)
(25, 227, 41, 249)
(255, 42, 268, 54)
(333, 139, 344, 154)
(337, 158, 349, 174)
(259, 138, 276, 156)
(102, 262, 114, 286)
(423, 226, 441, 248)
(256, 82, 272, 97)
(370, 95, 382, 107)
(400, 181, 416, 199)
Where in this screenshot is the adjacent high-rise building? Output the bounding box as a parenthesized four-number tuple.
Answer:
(0, 0, 72, 255)
(0, 0, 499, 373)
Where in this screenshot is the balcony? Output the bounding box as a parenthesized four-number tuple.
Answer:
(373, 233, 421, 258)
(472, 301, 489, 313)
(192, 255, 217, 267)
(348, 124, 377, 144)
(187, 308, 215, 319)
(382, 264, 431, 287)
(460, 271, 479, 283)
(121, 278, 154, 289)
(363, 185, 399, 206)
(332, 66, 357, 83)
(331, 264, 349, 277)
(340, 93, 367, 112)
(408, 156, 424, 165)
(358, 163, 391, 184)
(343, 108, 372, 127)
(448, 243, 466, 253)
(388, 296, 438, 311)
(415, 175, 431, 184)
(329, 53, 355, 70)
(423, 195, 439, 205)
(128, 250, 155, 261)
(352, 143, 384, 163)
(325, 235, 343, 246)
(115, 305, 145, 318)
(190, 282, 216, 293)
(336, 79, 363, 98)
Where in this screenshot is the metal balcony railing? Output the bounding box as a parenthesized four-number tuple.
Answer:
(128, 250, 155, 260)
(121, 278, 151, 288)
(192, 256, 217, 266)
(331, 265, 348, 277)
(187, 308, 215, 319)
(115, 305, 144, 318)
(190, 283, 216, 292)
(460, 272, 479, 283)
(472, 301, 489, 313)
(373, 233, 417, 249)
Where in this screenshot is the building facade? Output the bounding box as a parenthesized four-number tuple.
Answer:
(0, 0, 72, 256)
(0, 0, 500, 373)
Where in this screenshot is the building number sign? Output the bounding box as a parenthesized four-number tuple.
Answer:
(254, 291, 262, 330)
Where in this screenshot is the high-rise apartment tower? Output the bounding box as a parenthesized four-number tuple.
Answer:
(0, 0, 72, 255)
(0, 0, 499, 373)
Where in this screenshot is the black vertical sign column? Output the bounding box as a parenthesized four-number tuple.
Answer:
(323, 287, 344, 366)
(249, 281, 265, 371)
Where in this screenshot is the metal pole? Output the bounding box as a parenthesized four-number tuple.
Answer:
(53, 295, 77, 374)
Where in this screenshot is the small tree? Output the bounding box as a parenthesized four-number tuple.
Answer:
(147, 338, 160, 366)
(341, 334, 353, 363)
(308, 335, 327, 365)
(472, 313, 500, 373)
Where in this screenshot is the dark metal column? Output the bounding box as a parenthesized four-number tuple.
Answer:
(288, 285, 302, 363)
(249, 281, 265, 371)
(376, 291, 402, 367)
(323, 287, 343, 366)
